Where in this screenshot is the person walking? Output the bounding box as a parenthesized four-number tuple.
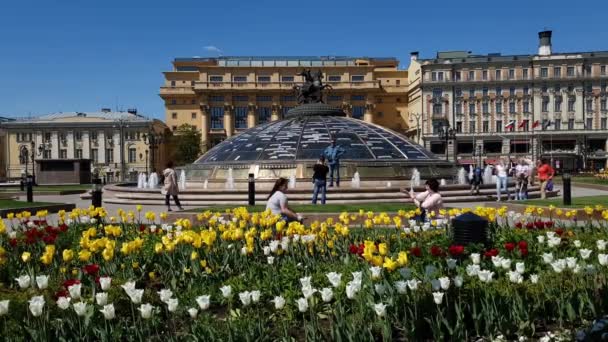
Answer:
(514, 159, 530, 200)
(537, 158, 555, 199)
(311, 156, 329, 205)
(495, 159, 510, 202)
(406, 178, 443, 221)
(323, 137, 345, 187)
(266, 178, 303, 223)
(162, 161, 183, 211)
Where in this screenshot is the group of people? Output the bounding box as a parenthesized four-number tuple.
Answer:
(469, 158, 555, 201)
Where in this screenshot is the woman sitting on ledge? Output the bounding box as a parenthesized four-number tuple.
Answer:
(266, 178, 303, 223)
(404, 178, 443, 221)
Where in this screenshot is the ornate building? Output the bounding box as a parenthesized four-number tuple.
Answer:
(409, 31, 608, 172)
(0, 110, 169, 182)
(160, 56, 409, 151)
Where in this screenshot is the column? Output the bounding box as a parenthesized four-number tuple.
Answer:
(82, 131, 90, 159)
(502, 138, 510, 158)
(576, 89, 584, 129)
(51, 131, 59, 159)
(97, 131, 106, 164)
(35, 132, 43, 157)
(66, 131, 75, 158)
(200, 104, 209, 148)
(224, 104, 234, 137)
(247, 103, 256, 128)
(271, 103, 280, 121)
(531, 137, 539, 162)
(605, 138, 608, 169)
(447, 140, 456, 161)
(113, 131, 121, 169)
(364, 101, 374, 123)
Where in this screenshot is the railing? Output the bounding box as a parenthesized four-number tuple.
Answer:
(159, 87, 196, 95)
(194, 81, 380, 90)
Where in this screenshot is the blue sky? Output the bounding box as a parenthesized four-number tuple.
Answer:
(1, 0, 607, 120)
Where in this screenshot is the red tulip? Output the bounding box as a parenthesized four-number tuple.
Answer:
(409, 246, 422, 257)
(63, 279, 81, 288)
(545, 221, 554, 228)
(83, 264, 100, 275)
(518, 240, 528, 250)
(448, 245, 465, 256)
(430, 246, 444, 257)
(515, 222, 523, 229)
(484, 249, 499, 258)
(525, 222, 534, 230)
(504, 242, 516, 252)
(555, 228, 564, 236)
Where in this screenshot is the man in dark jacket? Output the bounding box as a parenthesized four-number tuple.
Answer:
(312, 156, 330, 204)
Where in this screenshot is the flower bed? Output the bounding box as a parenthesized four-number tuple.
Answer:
(1, 206, 608, 340)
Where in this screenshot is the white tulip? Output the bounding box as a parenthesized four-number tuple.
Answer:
(530, 274, 539, 284)
(296, 298, 308, 312)
(166, 298, 178, 312)
(466, 264, 481, 277)
(515, 262, 525, 274)
(573, 264, 582, 274)
(240, 247, 247, 255)
(351, 271, 363, 283)
(373, 303, 387, 317)
(100, 304, 115, 320)
(301, 285, 316, 299)
(424, 265, 438, 278)
(16, 275, 31, 289)
(566, 257, 578, 269)
(188, 308, 198, 318)
(292, 234, 300, 243)
(374, 284, 386, 295)
(220, 285, 232, 298)
(127, 289, 144, 304)
(550, 259, 566, 273)
(68, 284, 82, 300)
(542, 253, 554, 264)
(95, 292, 108, 306)
(57, 296, 71, 310)
(579, 249, 592, 260)
(432, 292, 444, 305)
(598, 240, 607, 251)
(491, 256, 503, 268)
(269, 240, 280, 253)
(370, 266, 382, 280)
(399, 267, 412, 279)
(394, 281, 407, 294)
(121, 281, 136, 292)
(73, 302, 88, 317)
(267, 256, 274, 265)
(28, 295, 45, 317)
(446, 258, 457, 270)
(0, 300, 9, 316)
(272, 296, 286, 310)
(470, 253, 481, 265)
(573, 240, 582, 248)
(431, 279, 441, 291)
(438, 277, 451, 290)
(326, 272, 342, 288)
(299, 276, 312, 288)
(263, 246, 271, 255)
(477, 270, 495, 283)
(320, 288, 333, 302)
(585, 265, 597, 275)
(346, 283, 359, 299)
(99, 277, 112, 291)
(537, 236, 545, 244)
(453, 275, 463, 288)
(406, 279, 420, 291)
(196, 295, 210, 310)
(138, 303, 154, 319)
(150, 225, 157, 233)
(158, 289, 174, 304)
(507, 271, 523, 284)
(598, 253, 608, 266)
(239, 291, 252, 306)
(501, 259, 512, 270)
(249, 290, 261, 303)
(35, 275, 49, 290)
(547, 236, 561, 248)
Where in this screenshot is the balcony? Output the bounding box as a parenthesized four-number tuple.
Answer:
(194, 81, 381, 91)
(159, 87, 196, 96)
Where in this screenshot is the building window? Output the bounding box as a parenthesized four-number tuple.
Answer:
(106, 149, 113, 163)
(509, 102, 516, 113)
(171, 99, 177, 105)
(586, 100, 593, 112)
(522, 120, 529, 132)
(469, 88, 475, 97)
(483, 120, 489, 132)
(233, 76, 247, 82)
(257, 76, 271, 83)
(568, 99, 575, 112)
(554, 84, 561, 92)
(602, 99, 607, 111)
(542, 101, 549, 112)
(554, 99, 561, 112)
(210, 107, 224, 129)
(233, 95, 248, 102)
(352, 106, 365, 119)
(495, 87, 502, 95)
(209, 76, 223, 83)
(257, 107, 271, 124)
(454, 71, 461, 81)
(281, 95, 296, 102)
(508, 69, 515, 79)
(553, 67, 561, 77)
(523, 69, 528, 79)
(432, 88, 442, 98)
(172, 126, 177, 131)
(455, 103, 462, 115)
(568, 119, 575, 130)
(328, 75, 341, 82)
(432, 104, 442, 115)
(567, 66, 575, 77)
(496, 120, 502, 132)
(540, 68, 548, 78)
(91, 149, 98, 163)
(351, 95, 365, 101)
(523, 86, 529, 95)
(351, 75, 365, 82)
(482, 87, 488, 97)
(455, 88, 462, 97)
(587, 118, 593, 129)
(496, 102, 503, 114)
(541, 84, 548, 93)
(327, 95, 342, 102)
(128, 148, 136, 163)
(523, 101, 530, 113)
(209, 95, 224, 102)
(281, 106, 293, 118)
(172, 113, 177, 119)
(91, 131, 98, 141)
(456, 121, 462, 133)
(585, 83, 593, 93)
(191, 112, 197, 119)
(75, 149, 82, 159)
(482, 70, 488, 80)
(281, 76, 294, 82)
(495, 69, 501, 80)
(468, 71, 475, 81)
(59, 149, 67, 159)
(234, 107, 248, 129)
(256, 95, 272, 102)
(170, 81, 176, 87)
(469, 120, 476, 133)
(509, 87, 515, 95)
(74, 132, 82, 141)
(482, 101, 489, 114)
(602, 118, 607, 129)
(555, 119, 561, 130)
(469, 103, 476, 114)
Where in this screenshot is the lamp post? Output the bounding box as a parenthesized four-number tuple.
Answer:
(112, 118, 129, 182)
(142, 132, 163, 174)
(474, 144, 483, 167)
(145, 150, 149, 174)
(29, 141, 37, 185)
(438, 122, 457, 161)
(410, 112, 422, 143)
(19, 145, 29, 186)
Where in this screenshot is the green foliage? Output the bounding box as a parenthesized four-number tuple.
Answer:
(170, 124, 202, 166)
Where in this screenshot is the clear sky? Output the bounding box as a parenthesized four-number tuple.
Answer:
(1, 0, 608, 120)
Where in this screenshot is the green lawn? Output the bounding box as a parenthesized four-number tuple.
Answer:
(568, 176, 608, 186)
(0, 184, 91, 192)
(523, 195, 608, 208)
(0, 199, 57, 210)
(188, 202, 416, 213)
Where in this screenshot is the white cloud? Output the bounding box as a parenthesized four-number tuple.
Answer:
(203, 45, 223, 55)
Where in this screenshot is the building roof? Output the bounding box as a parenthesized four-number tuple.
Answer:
(11, 111, 149, 123)
(418, 50, 608, 65)
(173, 56, 399, 69)
(175, 56, 398, 62)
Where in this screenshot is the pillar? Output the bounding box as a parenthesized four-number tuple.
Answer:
(271, 103, 280, 121)
(200, 104, 209, 149)
(97, 131, 106, 164)
(364, 102, 374, 123)
(502, 138, 510, 158)
(82, 131, 90, 159)
(66, 131, 75, 158)
(605, 138, 608, 169)
(51, 131, 59, 159)
(531, 137, 539, 162)
(247, 103, 256, 128)
(224, 104, 234, 137)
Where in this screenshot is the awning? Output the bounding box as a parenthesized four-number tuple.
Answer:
(510, 140, 530, 144)
(457, 159, 475, 165)
(484, 159, 498, 165)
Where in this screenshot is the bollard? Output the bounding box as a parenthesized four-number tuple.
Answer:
(248, 173, 255, 206)
(562, 173, 571, 206)
(20, 178, 24, 191)
(26, 175, 33, 203)
(452, 212, 489, 246)
(92, 177, 103, 208)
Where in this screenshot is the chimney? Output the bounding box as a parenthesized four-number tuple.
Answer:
(101, 108, 111, 113)
(127, 108, 137, 114)
(410, 51, 419, 61)
(538, 30, 552, 56)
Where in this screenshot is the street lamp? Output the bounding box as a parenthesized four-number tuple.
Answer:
(19, 145, 29, 179)
(437, 122, 457, 161)
(410, 112, 422, 143)
(142, 132, 163, 174)
(112, 119, 129, 182)
(474, 144, 483, 167)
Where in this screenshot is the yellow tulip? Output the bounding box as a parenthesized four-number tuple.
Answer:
(78, 250, 92, 262)
(21, 252, 31, 263)
(383, 257, 398, 272)
(397, 251, 408, 266)
(378, 243, 388, 256)
(191, 251, 199, 260)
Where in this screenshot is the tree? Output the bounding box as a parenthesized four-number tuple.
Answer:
(171, 124, 202, 165)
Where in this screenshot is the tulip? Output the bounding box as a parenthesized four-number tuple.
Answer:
(453, 275, 463, 288)
(299, 276, 312, 288)
(21, 252, 31, 263)
(73, 302, 88, 317)
(301, 285, 316, 299)
(250, 290, 261, 303)
(598, 240, 607, 251)
(501, 259, 512, 270)
(158, 289, 174, 304)
(166, 298, 178, 312)
(542, 253, 554, 264)
(138, 303, 154, 319)
(438, 277, 450, 290)
(373, 303, 387, 317)
(530, 274, 539, 284)
(446, 258, 457, 270)
(550, 259, 567, 273)
(566, 257, 578, 269)
(0, 300, 9, 316)
(477, 270, 494, 283)
(272, 296, 286, 310)
(57, 297, 71, 310)
(507, 271, 523, 284)
(432, 292, 444, 305)
(374, 284, 386, 295)
(598, 254, 608, 266)
(466, 264, 481, 277)
(28, 295, 45, 317)
(100, 304, 115, 320)
(239, 291, 252, 306)
(515, 262, 525, 274)
(267, 256, 274, 265)
(406, 279, 420, 291)
(470, 253, 481, 265)
(188, 308, 198, 318)
(35, 275, 49, 290)
(220, 285, 232, 299)
(99, 277, 112, 291)
(370, 266, 382, 280)
(580, 249, 592, 260)
(16, 275, 31, 289)
(431, 279, 441, 291)
(68, 283, 82, 299)
(127, 289, 144, 304)
(346, 283, 359, 299)
(394, 281, 407, 294)
(196, 295, 210, 310)
(351, 271, 362, 283)
(574, 240, 582, 248)
(296, 298, 308, 312)
(121, 281, 136, 292)
(326, 272, 342, 288)
(320, 288, 333, 302)
(95, 292, 108, 306)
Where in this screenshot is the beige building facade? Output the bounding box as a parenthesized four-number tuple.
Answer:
(0, 117, 12, 181)
(409, 31, 608, 172)
(160, 56, 409, 152)
(0, 110, 169, 182)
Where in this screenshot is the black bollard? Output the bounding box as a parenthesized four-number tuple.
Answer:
(562, 173, 571, 206)
(26, 175, 33, 203)
(92, 177, 103, 208)
(248, 173, 255, 206)
(20, 178, 24, 191)
(452, 212, 489, 246)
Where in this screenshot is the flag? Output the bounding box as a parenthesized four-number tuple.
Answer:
(505, 120, 516, 129)
(532, 120, 541, 128)
(542, 120, 552, 130)
(518, 120, 526, 128)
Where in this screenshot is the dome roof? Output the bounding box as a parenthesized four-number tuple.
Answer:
(194, 112, 441, 165)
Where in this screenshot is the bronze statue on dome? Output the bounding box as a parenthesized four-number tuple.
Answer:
(293, 69, 332, 104)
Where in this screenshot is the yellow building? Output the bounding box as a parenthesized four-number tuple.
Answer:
(160, 56, 409, 151)
(0, 117, 12, 181)
(0, 110, 169, 182)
